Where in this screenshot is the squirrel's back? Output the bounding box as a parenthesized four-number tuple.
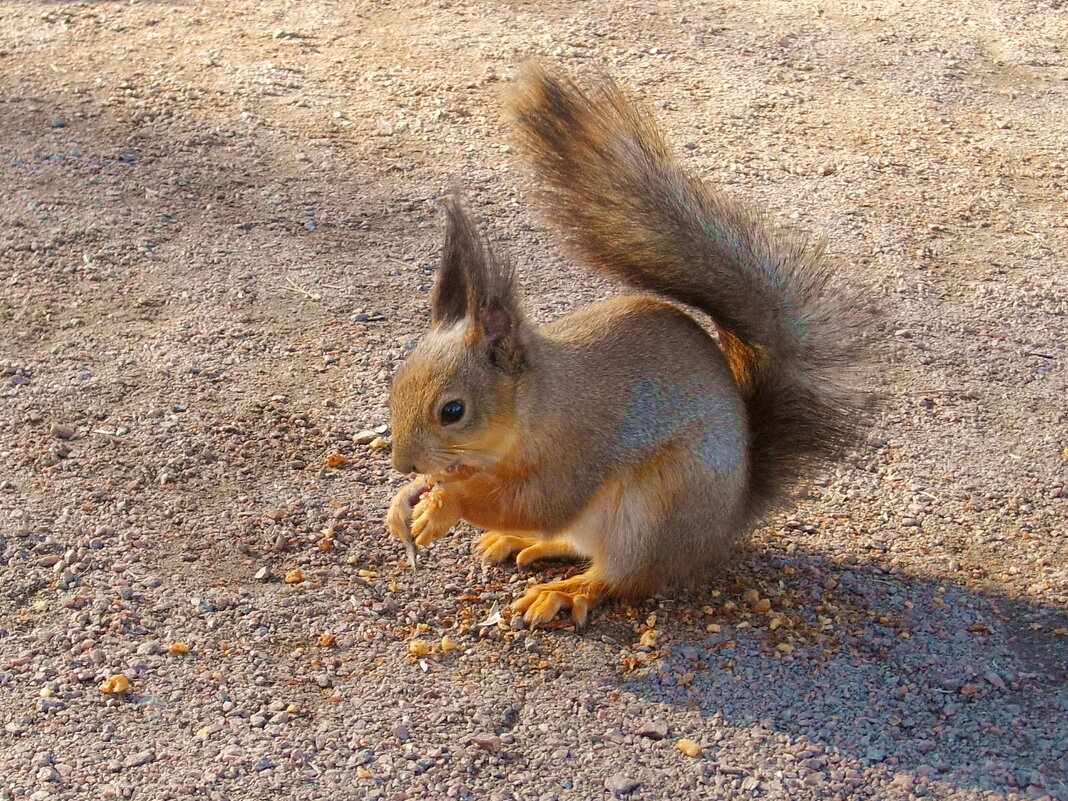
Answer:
(507, 64, 872, 521)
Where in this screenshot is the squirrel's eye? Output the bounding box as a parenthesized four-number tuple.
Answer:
(439, 400, 465, 426)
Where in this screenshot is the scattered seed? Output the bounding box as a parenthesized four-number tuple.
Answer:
(407, 639, 431, 656)
(677, 738, 702, 757)
(324, 453, 347, 469)
(100, 675, 130, 694)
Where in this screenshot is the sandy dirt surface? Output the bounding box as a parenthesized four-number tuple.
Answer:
(1, 1, 1066, 799)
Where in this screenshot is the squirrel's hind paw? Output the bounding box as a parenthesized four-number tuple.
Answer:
(511, 572, 605, 628)
(476, 532, 580, 568)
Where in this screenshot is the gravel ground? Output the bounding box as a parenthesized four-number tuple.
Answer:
(1, 1, 1066, 800)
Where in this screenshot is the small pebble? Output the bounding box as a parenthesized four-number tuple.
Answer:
(471, 734, 501, 752)
(605, 773, 640, 797)
(636, 721, 669, 740)
(124, 750, 155, 768)
(50, 423, 76, 440)
(353, 430, 378, 445)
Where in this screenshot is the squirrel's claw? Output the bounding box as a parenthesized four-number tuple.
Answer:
(511, 572, 605, 628)
(386, 480, 427, 569)
(387, 482, 421, 541)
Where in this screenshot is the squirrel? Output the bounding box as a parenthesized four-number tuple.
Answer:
(386, 63, 870, 628)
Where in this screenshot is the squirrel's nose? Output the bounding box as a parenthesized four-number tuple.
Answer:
(391, 452, 420, 475)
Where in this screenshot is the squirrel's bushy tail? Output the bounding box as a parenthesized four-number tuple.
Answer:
(507, 63, 871, 518)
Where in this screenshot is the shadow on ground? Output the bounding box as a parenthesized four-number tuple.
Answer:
(618, 545, 1068, 798)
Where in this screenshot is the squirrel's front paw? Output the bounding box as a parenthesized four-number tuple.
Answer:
(410, 487, 458, 547)
(387, 481, 429, 544)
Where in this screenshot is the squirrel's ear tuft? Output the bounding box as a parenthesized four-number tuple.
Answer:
(432, 198, 480, 325)
(434, 197, 525, 373)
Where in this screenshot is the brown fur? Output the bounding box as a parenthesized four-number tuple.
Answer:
(385, 64, 871, 627)
(505, 63, 873, 520)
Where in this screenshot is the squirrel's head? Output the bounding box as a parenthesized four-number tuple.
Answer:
(388, 200, 526, 480)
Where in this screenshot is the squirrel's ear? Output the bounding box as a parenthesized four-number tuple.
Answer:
(477, 291, 524, 375)
(431, 199, 478, 326)
(435, 198, 525, 374)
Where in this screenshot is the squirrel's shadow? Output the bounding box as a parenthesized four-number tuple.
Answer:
(612, 543, 1068, 798)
